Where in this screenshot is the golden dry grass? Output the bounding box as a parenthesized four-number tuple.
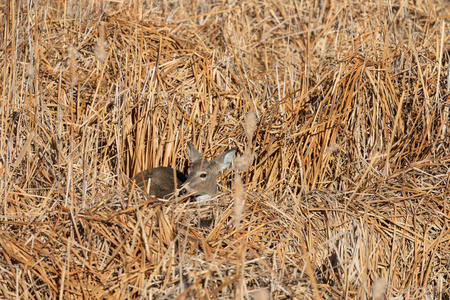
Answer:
(1, 0, 450, 299)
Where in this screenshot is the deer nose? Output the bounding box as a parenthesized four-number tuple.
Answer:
(179, 188, 187, 196)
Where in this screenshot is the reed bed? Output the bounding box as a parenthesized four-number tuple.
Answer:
(1, 0, 449, 299)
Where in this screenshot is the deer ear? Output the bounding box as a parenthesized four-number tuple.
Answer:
(187, 141, 203, 163)
(215, 148, 236, 171)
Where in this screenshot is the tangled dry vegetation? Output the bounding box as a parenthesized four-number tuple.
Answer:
(1, 0, 450, 299)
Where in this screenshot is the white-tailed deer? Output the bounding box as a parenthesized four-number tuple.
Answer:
(133, 142, 236, 201)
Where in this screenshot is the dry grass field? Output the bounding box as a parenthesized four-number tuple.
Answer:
(1, 0, 450, 299)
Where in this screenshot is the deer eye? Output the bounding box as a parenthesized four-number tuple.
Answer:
(200, 173, 207, 178)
